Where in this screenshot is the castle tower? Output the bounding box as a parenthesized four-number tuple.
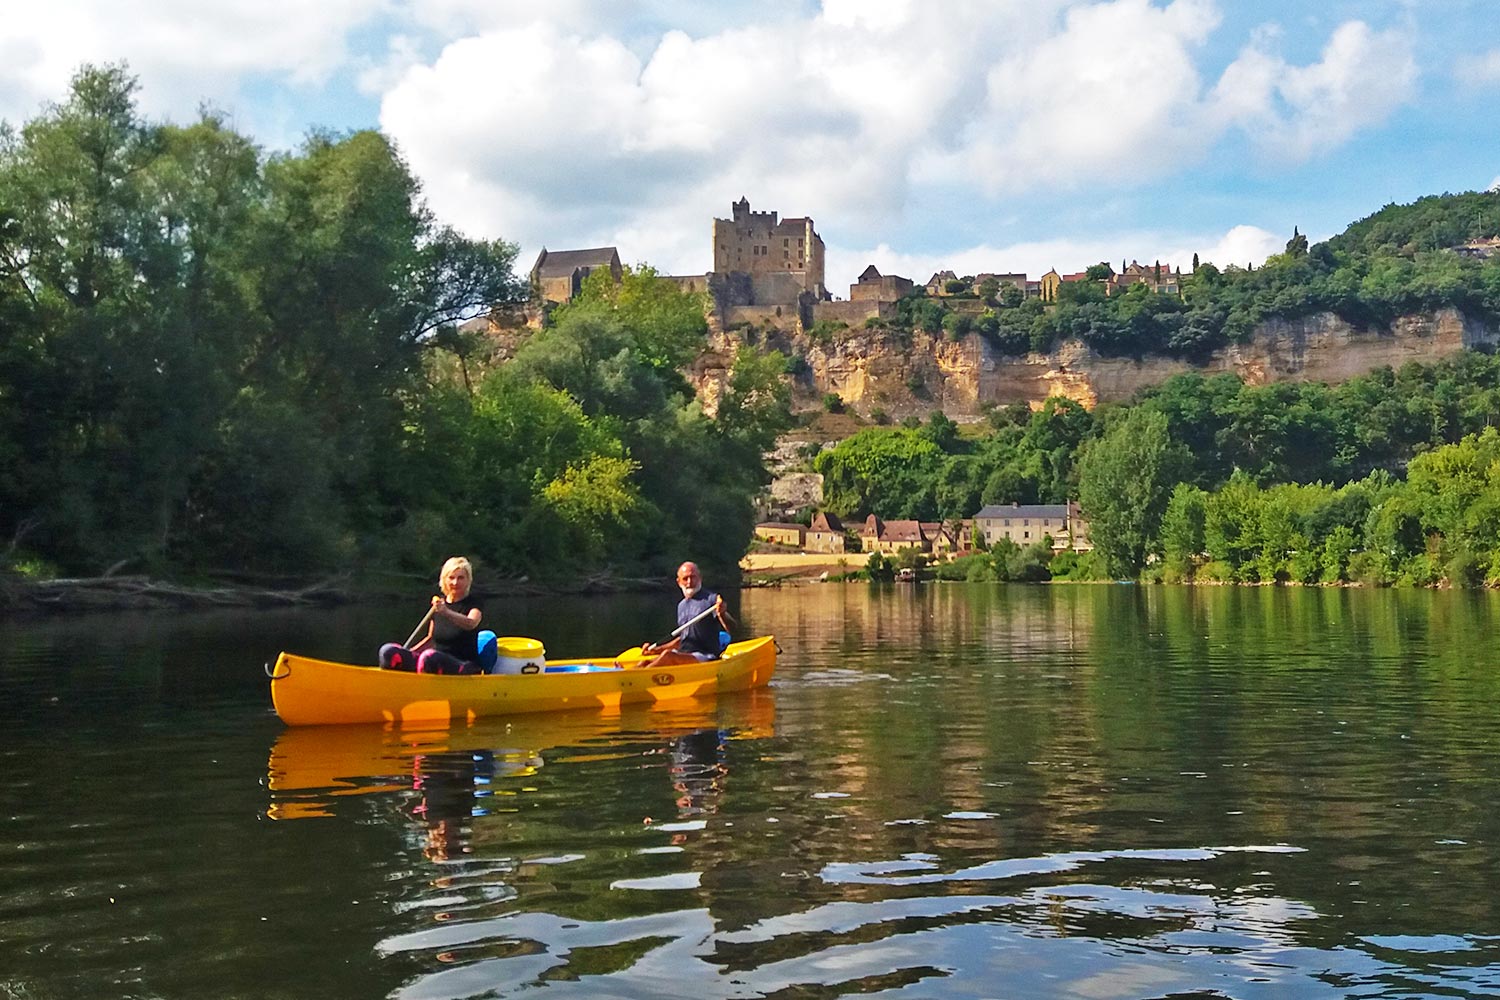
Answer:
(712, 198, 825, 297)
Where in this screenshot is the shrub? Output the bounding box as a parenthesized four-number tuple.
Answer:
(1345, 550, 1388, 587)
(809, 319, 848, 344)
(1445, 548, 1486, 589)
(1049, 549, 1105, 581)
(934, 552, 990, 580)
(1197, 560, 1235, 582)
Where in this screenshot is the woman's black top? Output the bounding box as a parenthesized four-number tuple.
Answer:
(432, 595, 482, 661)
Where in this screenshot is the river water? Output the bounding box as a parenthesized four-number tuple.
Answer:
(2, 583, 1499, 999)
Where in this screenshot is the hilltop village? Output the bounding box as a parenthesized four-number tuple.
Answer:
(527, 197, 1184, 339)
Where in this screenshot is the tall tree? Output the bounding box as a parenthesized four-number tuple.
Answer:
(1077, 409, 1188, 577)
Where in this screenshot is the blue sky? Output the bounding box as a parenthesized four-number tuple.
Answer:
(3, 0, 1498, 292)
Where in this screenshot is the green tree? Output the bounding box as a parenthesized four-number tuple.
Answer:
(1160, 483, 1207, 578)
(814, 428, 944, 519)
(1076, 408, 1188, 577)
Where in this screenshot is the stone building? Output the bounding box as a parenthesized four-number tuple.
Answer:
(1111, 260, 1182, 296)
(1038, 269, 1092, 303)
(973, 501, 1091, 551)
(530, 247, 622, 305)
(713, 197, 826, 299)
(806, 512, 846, 553)
(859, 515, 929, 554)
(754, 522, 806, 547)
(850, 265, 914, 302)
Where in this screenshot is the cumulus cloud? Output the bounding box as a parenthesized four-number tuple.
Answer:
(919, 0, 1223, 192)
(0, 1, 1421, 294)
(0, 0, 382, 129)
(376, 1, 1412, 284)
(1455, 48, 1500, 86)
(1209, 20, 1416, 161)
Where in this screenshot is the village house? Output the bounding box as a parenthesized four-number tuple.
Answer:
(973, 501, 1091, 551)
(976, 273, 1029, 298)
(924, 270, 961, 296)
(920, 522, 960, 554)
(1454, 237, 1500, 260)
(1111, 260, 1183, 296)
(859, 515, 931, 554)
(806, 512, 846, 553)
(753, 521, 805, 547)
(1038, 268, 1092, 302)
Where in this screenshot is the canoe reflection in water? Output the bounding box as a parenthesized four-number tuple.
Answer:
(265, 691, 775, 859)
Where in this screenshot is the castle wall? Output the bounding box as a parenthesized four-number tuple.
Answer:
(749, 271, 810, 305)
(812, 300, 894, 327)
(725, 304, 798, 329)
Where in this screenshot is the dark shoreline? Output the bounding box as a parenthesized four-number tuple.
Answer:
(0, 571, 668, 615)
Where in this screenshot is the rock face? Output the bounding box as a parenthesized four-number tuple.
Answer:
(691, 308, 1499, 417)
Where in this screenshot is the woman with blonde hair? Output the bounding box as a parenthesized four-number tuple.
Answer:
(379, 557, 484, 674)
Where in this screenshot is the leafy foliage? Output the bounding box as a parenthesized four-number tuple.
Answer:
(0, 65, 788, 585)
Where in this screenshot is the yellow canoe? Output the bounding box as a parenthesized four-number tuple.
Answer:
(269, 635, 778, 726)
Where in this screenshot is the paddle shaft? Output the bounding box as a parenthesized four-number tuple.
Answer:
(649, 602, 721, 648)
(403, 605, 437, 648)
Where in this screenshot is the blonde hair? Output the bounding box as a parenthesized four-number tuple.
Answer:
(439, 556, 473, 584)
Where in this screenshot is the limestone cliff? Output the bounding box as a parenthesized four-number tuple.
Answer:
(691, 308, 1498, 416)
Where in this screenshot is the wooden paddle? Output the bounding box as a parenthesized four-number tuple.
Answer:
(615, 603, 723, 666)
(403, 605, 437, 648)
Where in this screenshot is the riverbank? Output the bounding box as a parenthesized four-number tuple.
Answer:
(0, 570, 667, 615)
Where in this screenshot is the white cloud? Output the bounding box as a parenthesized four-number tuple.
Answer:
(0, 2, 1419, 300)
(1489, 175, 1500, 193)
(378, 1, 1403, 283)
(1166, 224, 1284, 272)
(920, 0, 1223, 192)
(1209, 20, 1416, 161)
(0, 0, 382, 126)
(1456, 48, 1500, 86)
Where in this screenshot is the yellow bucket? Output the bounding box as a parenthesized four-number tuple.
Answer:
(493, 636, 545, 675)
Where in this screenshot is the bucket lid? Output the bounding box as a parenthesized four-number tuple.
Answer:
(494, 636, 545, 657)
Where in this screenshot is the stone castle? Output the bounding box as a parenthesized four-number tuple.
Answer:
(530, 198, 834, 333)
(528, 198, 1186, 339)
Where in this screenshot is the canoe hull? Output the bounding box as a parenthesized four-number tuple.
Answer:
(270, 635, 777, 726)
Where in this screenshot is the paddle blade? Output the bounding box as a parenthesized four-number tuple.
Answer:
(613, 645, 655, 668)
